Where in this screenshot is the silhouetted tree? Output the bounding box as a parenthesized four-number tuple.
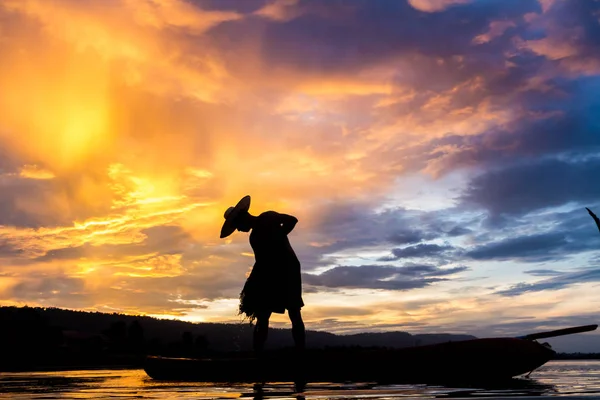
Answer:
(195, 334, 209, 356)
(148, 337, 164, 356)
(128, 320, 145, 355)
(104, 320, 127, 352)
(181, 331, 193, 355)
(47, 325, 64, 348)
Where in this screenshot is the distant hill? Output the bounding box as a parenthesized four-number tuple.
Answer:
(2, 306, 597, 372)
(0, 306, 476, 371)
(0, 306, 476, 351)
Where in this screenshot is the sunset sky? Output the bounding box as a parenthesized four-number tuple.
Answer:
(1, 0, 599, 350)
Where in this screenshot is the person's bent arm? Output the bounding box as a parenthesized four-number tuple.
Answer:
(278, 213, 298, 235)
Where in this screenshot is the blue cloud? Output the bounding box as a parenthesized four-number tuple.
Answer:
(495, 268, 600, 296)
(303, 263, 468, 290)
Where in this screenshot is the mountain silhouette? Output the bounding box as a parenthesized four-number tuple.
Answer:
(0, 305, 478, 371)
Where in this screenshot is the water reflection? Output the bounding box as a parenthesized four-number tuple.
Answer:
(0, 361, 599, 399)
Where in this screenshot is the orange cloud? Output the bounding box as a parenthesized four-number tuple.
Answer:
(1, 0, 597, 334)
(472, 20, 516, 44)
(407, 0, 470, 13)
(255, 0, 303, 22)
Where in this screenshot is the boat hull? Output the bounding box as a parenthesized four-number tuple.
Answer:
(143, 338, 555, 384)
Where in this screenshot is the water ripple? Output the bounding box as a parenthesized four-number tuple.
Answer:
(0, 360, 598, 399)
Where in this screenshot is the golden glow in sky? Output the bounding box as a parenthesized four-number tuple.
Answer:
(1, 0, 599, 338)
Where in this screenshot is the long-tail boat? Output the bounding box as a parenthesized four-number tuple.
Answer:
(143, 324, 597, 384)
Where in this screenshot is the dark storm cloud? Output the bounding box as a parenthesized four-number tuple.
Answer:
(194, 0, 269, 13)
(466, 228, 599, 262)
(251, 0, 540, 74)
(201, 0, 551, 116)
(523, 269, 564, 277)
(300, 191, 600, 275)
(301, 201, 418, 259)
(466, 232, 568, 262)
(303, 264, 468, 290)
(410, 74, 600, 179)
(296, 199, 477, 271)
(421, 202, 600, 266)
(386, 0, 600, 180)
(495, 268, 600, 296)
(460, 157, 600, 218)
(377, 243, 459, 262)
(421, 265, 468, 276)
(536, 0, 600, 61)
(309, 200, 472, 248)
(447, 226, 473, 236)
(554, 205, 600, 233)
(387, 243, 455, 259)
(387, 229, 431, 245)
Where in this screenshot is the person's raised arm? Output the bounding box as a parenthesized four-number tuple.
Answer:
(277, 213, 298, 235)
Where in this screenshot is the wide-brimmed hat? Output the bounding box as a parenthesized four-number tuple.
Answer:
(220, 195, 251, 238)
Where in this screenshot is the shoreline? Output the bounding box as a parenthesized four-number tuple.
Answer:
(0, 364, 142, 374)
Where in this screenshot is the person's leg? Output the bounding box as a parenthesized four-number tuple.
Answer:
(288, 308, 306, 389)
(288, 308, 305, 351)
(253, 311, 271, 354)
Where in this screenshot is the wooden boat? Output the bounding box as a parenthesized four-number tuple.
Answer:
(143, 324, 596, 384)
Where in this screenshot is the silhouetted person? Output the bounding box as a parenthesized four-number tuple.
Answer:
(220, 195, 306, 356)
(586, 207, 600, 233)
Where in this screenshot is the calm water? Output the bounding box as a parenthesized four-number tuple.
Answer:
(1, 360, 599, 399)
